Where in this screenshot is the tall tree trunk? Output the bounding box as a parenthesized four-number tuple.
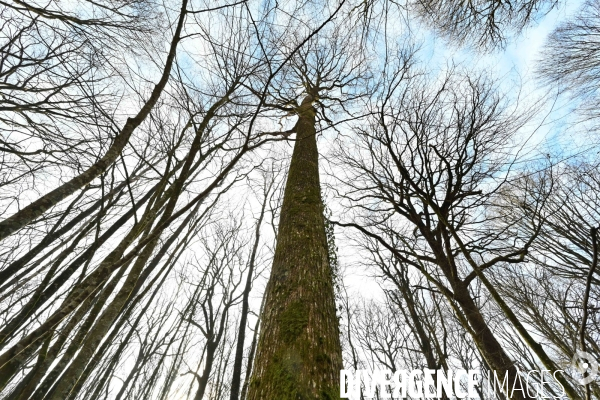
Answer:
(246, 94, 343, 400)
(230, 195, 266, 400)
(241, 294, 265, 400)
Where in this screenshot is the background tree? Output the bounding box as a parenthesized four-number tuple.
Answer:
(408, 0, 561, 49)
(494, 159, 600, 398)
(537, 0, 600, 125)
(331, 64, 582, 399)
(0, 0, 186, 240)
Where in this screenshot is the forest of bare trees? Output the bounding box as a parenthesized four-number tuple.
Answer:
(0, 0, 598, 399)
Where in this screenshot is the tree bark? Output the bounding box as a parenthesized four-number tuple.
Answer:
(246, 94, 343, 400)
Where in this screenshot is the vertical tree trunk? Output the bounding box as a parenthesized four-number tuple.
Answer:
(241, 295, 265, 400)
(230, 196, 267, 400)
(246, 94, 343, 400)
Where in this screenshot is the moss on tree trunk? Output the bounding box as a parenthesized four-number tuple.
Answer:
(247, 95, 343, 400)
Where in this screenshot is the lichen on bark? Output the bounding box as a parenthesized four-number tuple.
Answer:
(247, 94, 343, 400)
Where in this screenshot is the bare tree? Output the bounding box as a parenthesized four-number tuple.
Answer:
(3, 0, 599, 399)
(0, 0, 189, 241)
(495, 159, 600, 398)
(332, 62, 582, 399)
(537, 0, 600, 123)
(409, 0, 560, 49)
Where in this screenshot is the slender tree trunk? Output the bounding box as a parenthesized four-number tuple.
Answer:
(193, 343, 217, 400)
(0, 185, 158, 346)
(449, 280, 532, 398)
(241, 294, 265, 400)
(230, 193, 267, 400)
(388, 282, 449, 400)
(246, 94, 343, 400)
(441, 223, 581, 400)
